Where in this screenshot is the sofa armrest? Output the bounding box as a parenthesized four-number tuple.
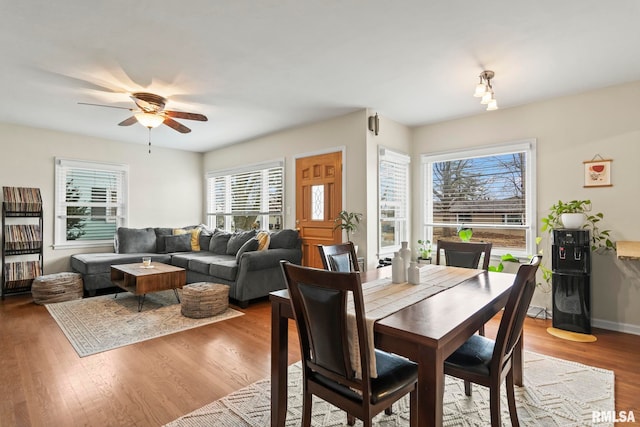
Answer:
(238, 248, 302, 271)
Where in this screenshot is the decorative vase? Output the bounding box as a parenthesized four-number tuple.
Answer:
(407, 261, 420, 285)
(561, 213, 585, 229)
(391, 251, 406, 283)
(400, 241, 411, 272)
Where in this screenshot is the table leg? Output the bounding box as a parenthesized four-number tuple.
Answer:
(418, 347, 445, 427)
(137, 294, 146, 312)
(173, 288, 181, 303)
(271, 301, 289, 427)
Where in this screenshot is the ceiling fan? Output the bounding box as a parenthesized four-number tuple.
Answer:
(79, 92, 208, 133)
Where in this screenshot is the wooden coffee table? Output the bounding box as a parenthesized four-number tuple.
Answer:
(111, 262, 186, 311)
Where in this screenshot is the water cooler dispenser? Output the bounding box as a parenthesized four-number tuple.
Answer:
(552, 229, 591, 334)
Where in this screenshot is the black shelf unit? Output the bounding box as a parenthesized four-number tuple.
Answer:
(1, 187, 43, 299)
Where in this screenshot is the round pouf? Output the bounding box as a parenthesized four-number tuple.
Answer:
(32, 272, 83, 305)
(181, 283, 230, 319)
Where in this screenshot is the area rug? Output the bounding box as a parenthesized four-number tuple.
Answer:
(46, 290, 244, 357)
(165, 351, 614, 427)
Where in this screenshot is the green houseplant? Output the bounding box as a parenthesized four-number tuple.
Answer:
(417, 239, 432, 260)
(334, 210, 363, 242)
(540, 199, 614, 251)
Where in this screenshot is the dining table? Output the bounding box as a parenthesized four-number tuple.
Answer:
(270, 265, 522, 427)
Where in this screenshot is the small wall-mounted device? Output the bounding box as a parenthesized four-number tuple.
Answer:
(368, 113, 379, 135)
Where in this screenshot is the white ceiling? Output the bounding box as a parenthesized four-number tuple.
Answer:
(1, 1, 639, 153)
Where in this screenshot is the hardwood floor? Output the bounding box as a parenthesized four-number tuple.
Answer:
(1, 293, 638, 426)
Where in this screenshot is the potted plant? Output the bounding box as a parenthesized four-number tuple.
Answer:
(417, 239, 432, 263)
(457, 224, 473, 242)
(334, 210, 363, 242)
(540, 199, 614, 251)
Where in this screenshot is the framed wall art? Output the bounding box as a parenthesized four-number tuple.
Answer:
(583, 157, 612, 187)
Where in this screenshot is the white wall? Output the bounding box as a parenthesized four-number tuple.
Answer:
(411, 80, 640, 333)
(0, 123, 203, 274)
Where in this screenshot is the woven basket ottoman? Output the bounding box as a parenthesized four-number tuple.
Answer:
(32, 272, 83, 305)
(181, 282, 230, 318)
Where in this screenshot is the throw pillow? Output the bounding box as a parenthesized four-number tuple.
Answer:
(256, 231, 270, 251)
(235, 237, 260, 262)
(154, 228, 173, 253)
(173, 228, 201, 251)
(117, 227, 156, 253)
(226, 229, 258, 255)
(164, 234, 192, 253)
(269, 229, 300, 249)
(209, 231, 232, 254)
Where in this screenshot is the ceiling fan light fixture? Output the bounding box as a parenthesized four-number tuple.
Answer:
(480, 90, 494, 105)
(486, 99, 498, 111)
(473, 81, 488, 97)
(135, 112, 164, 128)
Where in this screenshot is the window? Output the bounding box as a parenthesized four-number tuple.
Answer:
(206, 161, 284, 231)
(54, 158, 128, 248)
(422, 140, 536, 256)
(379, 148, 410, 255)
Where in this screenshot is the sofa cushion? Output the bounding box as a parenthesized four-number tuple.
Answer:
(199, 227, 215, 252)
(226, 230, 257, 255)
(209, 231, 231, 254)
(70, 253, 171, 275)
(164, 234, 192, 252)
(154, 228, 174, 253)
(269, 229, 299, 249)
(117, 228, 157, 253)
(236, 237, 259, 262)
(187, 254, 238, 281)
(170, 252, 213, 269)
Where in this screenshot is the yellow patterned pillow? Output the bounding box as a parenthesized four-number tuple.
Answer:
(173, 228, 201, 251)
(256, 231, 270, 251)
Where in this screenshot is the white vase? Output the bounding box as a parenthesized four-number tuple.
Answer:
(391, 251, 406, 283)
(400, 241, 411, 272)
(561, 213, 585, 229)
(407, 261, 420, 285)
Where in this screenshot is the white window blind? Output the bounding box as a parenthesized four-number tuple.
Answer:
(206, 161, 284, 231)
(379, 148, 410, 255)
(54, 158, 128, 248)
(422, 140, 536, 256)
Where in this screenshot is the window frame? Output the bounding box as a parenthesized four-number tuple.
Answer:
(421, 139, 537, 258)
(378, 147, 411, 257)
(54, 158, 129, 249)
(205, 159, 285, 232)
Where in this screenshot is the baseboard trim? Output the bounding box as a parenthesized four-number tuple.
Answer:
(592, 318, 640, 336)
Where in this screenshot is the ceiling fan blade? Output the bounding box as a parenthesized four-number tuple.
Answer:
(130, 95, 155, 112)
(118, 116, 138, 126)
(78, 102, 133, 111)
(163, 118, 192, 133)
(164, 111, 208, 122)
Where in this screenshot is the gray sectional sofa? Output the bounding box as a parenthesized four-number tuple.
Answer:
(70, 226, 302, 307)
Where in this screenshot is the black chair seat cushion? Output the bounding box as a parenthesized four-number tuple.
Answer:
(445, 334, 495, 376)
(311, 349, 418, 404)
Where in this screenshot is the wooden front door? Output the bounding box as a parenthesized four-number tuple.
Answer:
(296, 152, 342, 268)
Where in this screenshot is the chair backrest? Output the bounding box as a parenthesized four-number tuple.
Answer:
(435, 240, 493, 270)
(280, 261, 371, 393)
(492, 255, 542, 369)
(318, 242, 360, 272)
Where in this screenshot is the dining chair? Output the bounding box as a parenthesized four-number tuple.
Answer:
(444, 255, 542, 427)
(436, 240, 493, 335)
(318, 242, 360, 272)
(435, 240, 493, 270)
(280, 261, 418, 427)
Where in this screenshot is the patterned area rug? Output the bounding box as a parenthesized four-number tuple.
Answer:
(46, 290, 244, 357)
(166, 352, 614, 427)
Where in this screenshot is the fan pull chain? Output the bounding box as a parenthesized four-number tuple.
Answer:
(147, 127, 152, 154)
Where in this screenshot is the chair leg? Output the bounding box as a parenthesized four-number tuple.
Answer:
(385, 405, 393, 415)
(489, 383, 502, 427)
(506, 370, 521, 427)
(409, 388, 418, 427)
(464, 380, 472, 396)
(302, 390, 312, 427)
(478, 324, 485, 336)
(347, 413, 355, 426)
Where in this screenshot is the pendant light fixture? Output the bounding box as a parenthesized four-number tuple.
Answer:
(473, 70, 498, 111)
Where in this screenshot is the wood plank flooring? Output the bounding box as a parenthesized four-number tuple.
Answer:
(0, 293, 638, 426)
